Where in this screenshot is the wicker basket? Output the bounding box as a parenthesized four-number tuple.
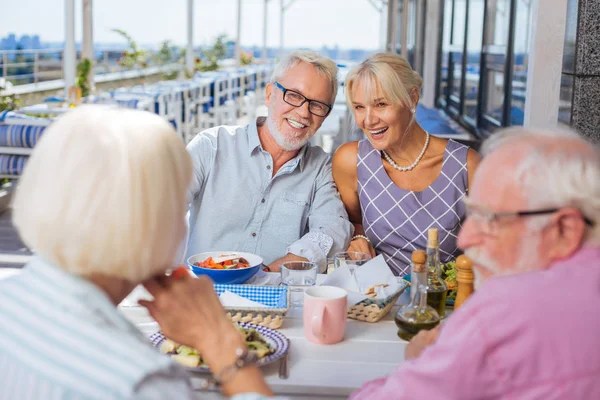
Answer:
(214, 284, 290, 330)
(347, 281, 408, 323)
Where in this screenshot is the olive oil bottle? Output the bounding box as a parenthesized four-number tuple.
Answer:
(425, 228, 448, 318)
(395, 250, 440, 341)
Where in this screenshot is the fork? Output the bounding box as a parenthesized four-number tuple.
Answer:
(278, 353, 289, 379)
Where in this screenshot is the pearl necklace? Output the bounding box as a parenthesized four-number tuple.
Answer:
(381, 132, 430, 172)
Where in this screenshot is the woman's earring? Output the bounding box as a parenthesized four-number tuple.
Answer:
(411, 107, 416, 114)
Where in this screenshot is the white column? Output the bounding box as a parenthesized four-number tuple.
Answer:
(236, 0, 242, 66)
(186, 0, 195, 75)
(380, 1, 387, 51)
(82, 0, 94, 89)
(262, 0, 269, 60)
(421, 0, 440, 108)
(64, 0, 76, 97)
(279, 0, 285, 57)
(400, 0, 409, 58)
(523, 0, 568, 127)
(386, 0, 398, 52)
(82, 0, 93, 60)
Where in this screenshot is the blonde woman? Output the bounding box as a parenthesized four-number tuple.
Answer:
(332, 53, 480, 276)
(0, 106, 274, 399)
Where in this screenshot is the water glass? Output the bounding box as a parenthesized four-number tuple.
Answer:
(333, 251, 371, 275)
(281, 261, 318, 307)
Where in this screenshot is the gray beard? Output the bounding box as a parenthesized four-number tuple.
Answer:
(266, 114, 310, 151)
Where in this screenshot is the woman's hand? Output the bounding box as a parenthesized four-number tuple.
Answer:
(139, 274, 245, 372)
(348, 237, 376, 258)
(140, 273, 273, 396)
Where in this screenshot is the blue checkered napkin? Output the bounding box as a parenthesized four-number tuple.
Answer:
(214, 284, 288, 309)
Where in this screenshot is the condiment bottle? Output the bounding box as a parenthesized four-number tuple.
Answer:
(425, 228, 448, 318)
(394, 283, 440, 341)
(453, 254, 474, 310)
(409, 250, 427, 302)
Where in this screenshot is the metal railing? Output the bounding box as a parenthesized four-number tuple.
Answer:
(0, 48, 179, 85)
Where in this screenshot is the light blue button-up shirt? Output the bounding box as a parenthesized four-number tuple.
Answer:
(185, 118, 353, 271)
(0, 259, 281, 399)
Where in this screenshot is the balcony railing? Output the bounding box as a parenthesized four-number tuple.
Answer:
(0, 48, 178, 85)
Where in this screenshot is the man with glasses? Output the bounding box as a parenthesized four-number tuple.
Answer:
(350, 127, 600, 399)
(185, 51, 352, 272)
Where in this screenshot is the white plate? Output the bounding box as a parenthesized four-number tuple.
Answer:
(245, 269, 271, 286)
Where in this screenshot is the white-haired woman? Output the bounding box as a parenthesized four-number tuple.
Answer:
(333, 53, 480, 276)
(0, 106, 273, 399)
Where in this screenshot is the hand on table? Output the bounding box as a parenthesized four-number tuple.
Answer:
(139, 270, 273, 396)
(405, 325, 441, 360)
(267, 253, 309, 273)
(139, 272, 245, 372)
(348, 237, 376, 258)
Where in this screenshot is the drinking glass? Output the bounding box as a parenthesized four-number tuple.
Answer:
(280, 261, 318, 307)
(333, 251, 371, 275)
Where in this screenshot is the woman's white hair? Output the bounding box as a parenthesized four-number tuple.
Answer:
(270, 50, 338, 103)
(481, 127, 600, 244)
(12, 106, 192, 282)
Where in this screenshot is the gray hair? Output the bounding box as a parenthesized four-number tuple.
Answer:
(481, 126, 600, 244)
(270, 50, 338, 104)
(12, 106, 192, 282)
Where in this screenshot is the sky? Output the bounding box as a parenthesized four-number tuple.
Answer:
(0, 0, 385, 49)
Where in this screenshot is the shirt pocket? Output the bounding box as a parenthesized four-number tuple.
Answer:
(268, 191, 310, 246)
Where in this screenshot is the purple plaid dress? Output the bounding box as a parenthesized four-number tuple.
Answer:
(357, 139, 469, 276)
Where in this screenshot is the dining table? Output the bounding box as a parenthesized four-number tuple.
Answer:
(0, 267, 412, 399)
(120, 272, 411, 399)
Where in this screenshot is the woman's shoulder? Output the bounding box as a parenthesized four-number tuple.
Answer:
(333, 141, 359, 164)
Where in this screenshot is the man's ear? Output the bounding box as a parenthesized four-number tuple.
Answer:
(265, 83, 273, 107)
(549, 208, 587, 259)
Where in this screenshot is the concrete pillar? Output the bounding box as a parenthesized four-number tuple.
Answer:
(64, 0, 76, 98)
(186, 0, 195, 75)
(422, 0, 440, 108)
(236, 0, 242, 66)
(568, 0, 600, 142)
(262, 0, 269, 60)
(523, 0, 568, 128)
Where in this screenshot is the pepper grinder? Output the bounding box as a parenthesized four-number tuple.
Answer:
(453, 254, 474, 310)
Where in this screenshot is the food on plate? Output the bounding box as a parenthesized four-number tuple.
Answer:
(441, 261, 458, 301)
(364, 283, 389, 297)
(194, 254, 251, 270)
(159, 325, 274, 368)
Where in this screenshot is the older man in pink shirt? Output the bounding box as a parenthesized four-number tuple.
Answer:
(350, 127, 600, 399)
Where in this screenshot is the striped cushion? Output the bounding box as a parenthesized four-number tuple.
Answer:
(0, 154, 27, 175)
(0, 124, 46, 148)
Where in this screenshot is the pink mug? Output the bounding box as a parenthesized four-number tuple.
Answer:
(303, 286, 347, 344)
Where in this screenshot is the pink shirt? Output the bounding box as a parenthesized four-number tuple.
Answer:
(351, 247, 600, 400)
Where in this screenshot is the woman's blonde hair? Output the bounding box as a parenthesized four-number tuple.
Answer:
(12, 106, 192, 283)
(345, 52, 423, 109)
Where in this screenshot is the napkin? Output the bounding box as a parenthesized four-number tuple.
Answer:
(119, 284, 153, 307)
(322, 254, 404, 309)
(219, 290, 267, 308)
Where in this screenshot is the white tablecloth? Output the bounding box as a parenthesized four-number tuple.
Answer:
(0, 268, 409, 399)
(121, 273, 410, 399)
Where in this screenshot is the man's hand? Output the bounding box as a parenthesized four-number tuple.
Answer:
(348, 237, 376, 258)
(267, 253, 309, 272)
(405, 326, 441, 360)
(139, 274, 245, 373)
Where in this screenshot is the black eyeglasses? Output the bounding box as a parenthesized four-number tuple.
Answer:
(464, 200, 595, 234)
(274, 82, 332, 117)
